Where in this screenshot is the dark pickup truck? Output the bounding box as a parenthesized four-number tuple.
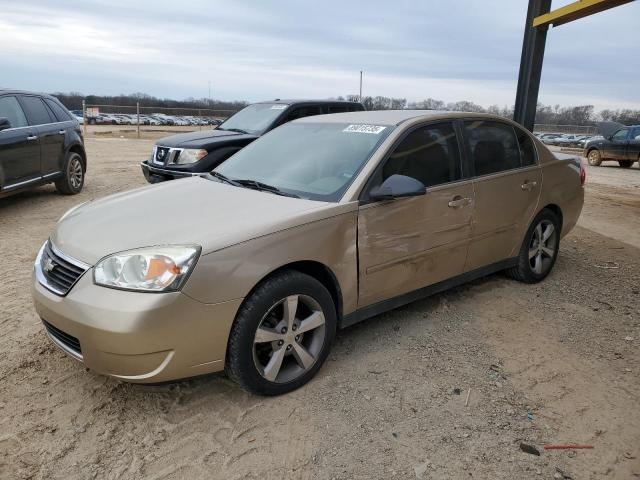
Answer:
(584, 121, 640, 168)
(141, 99, 365, 183)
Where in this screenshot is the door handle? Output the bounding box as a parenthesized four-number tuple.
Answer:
(448, 196, 471, 208)
(521, 181, 538, 191)
(26, 135, 38, 141)
(58, 130, 66, 135)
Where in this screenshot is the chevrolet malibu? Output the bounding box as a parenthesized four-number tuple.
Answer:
(32, 111, 585, 395)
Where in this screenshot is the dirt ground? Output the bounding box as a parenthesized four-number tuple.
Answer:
(1, 136, 638, 480)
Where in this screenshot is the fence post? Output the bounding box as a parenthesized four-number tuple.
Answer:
(82, 99, 87, 136)
(136, 102, 140, 139)
(198, 109, 202, 130)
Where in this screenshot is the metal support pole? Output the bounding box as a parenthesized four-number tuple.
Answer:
(513, 0, 552, 131)
(359, 70, 363, 102)
(82, 99, 87, 136)
(136, 102, 140, 138)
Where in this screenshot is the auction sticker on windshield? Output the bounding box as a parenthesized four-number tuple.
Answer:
(270, 105, 287, 110)
(343, 124, 386, 134)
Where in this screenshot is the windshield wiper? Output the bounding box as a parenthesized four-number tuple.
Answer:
(235, 179, 299, 198)
(208, 171, 241, 186)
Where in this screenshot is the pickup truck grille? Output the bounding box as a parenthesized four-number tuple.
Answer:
(36, 241, 89, 296)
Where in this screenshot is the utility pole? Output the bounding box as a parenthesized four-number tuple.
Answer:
(359, 70, 363, 102)
(208, 81, 211, 105)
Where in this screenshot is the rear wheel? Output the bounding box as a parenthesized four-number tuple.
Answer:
(55, 152, 85, 195)
(225, 271, 337, 396)
(618, 160, 634, 168)
(587, 149, 602, 166)
(506, 209, 561, 284)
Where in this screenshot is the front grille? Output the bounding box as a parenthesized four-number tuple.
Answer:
(42, 319, 82, 356)
(38, 241, 88, 295)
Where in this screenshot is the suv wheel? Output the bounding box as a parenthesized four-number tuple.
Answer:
(226, 271, 336, 396)
(618, 160, 634, 168)
(506, 209, 561, 284)
(587, 149, 602, 166)
(55, 152, 85, 195)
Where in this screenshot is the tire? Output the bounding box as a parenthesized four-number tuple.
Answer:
(55, 152, 85, 195)
(225, 270, 337, 396)
(506, 208, 561, 284)
(618, 160, 634, 168)
(587, 149, 602, 166)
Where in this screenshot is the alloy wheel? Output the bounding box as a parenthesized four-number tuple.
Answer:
(529, 220, 557, 275)
(69, 157, 83, 189)
(253, 294, 326, 384)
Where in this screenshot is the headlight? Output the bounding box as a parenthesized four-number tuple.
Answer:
(93, 245, 201, 292)
(175, 149, 208, 164)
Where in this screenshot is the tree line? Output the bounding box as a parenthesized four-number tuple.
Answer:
(52, 92, 640, 125)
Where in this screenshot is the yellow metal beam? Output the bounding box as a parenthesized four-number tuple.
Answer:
(533, 0, 635, 27)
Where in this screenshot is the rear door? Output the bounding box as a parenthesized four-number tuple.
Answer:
(629, 127, 640, 161)
(0, 95, 41, 190)
(43, 98, 76, 175)
(357, 121, 474, 307)
(19, 95, 66, 177)
(462, 120, 542, 271)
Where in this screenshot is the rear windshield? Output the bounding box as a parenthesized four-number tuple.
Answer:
(216, 122, 393, 202)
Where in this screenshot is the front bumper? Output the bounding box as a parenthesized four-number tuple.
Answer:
(140, 160, 203, 184)
(32, 265, 242, 383)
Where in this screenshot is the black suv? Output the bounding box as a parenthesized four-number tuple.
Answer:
(141, 99, 365, 183)
(0, 90, 87, 198)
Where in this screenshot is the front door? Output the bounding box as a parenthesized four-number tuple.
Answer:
(461, 120, 542, 271)
(357, 122, 474, 307)
(0, 95, 41, 190)
(605, 128, 629, 160)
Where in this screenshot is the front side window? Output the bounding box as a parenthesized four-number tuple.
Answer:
(216, 122, 393, 201)
(283, 106, 322, 122)
(464, 120, 521, 176)
(612, 129, 629, 141)
(219, 103, 288, 135)
(20, 96, 54, 126)
(382, 122, 462, 187)
(0, 96, 28, 128)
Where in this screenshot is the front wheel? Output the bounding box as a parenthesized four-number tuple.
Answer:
(506, 209, 561, 284)
(225, 271, 337, 396)
(618, 160, 634, 168)
(55, 152, 85, 195)
(587, 150, 602, 166)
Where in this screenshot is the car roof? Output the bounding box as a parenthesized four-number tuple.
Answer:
(0, 88, 56, 99)
(294, 109, 510, 126)
(254, 99, 363, 106)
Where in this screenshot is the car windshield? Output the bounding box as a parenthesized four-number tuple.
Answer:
(214, 122, 394, 202)
(218, 103, 288, 135)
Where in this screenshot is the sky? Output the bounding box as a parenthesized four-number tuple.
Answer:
(1, 0, 638, 111)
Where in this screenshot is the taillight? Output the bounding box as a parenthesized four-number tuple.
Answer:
(579, 158, 586, 186)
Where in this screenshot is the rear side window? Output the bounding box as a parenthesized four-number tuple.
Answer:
(515, 127, 537, 166)
(0, 96, 28, 128)
(284, 106, 322, 122)
(44, 98, 72, 122)
(382, 122, 462, 187)
(20, 96, 55, 126)
(464, 120, 521, 176)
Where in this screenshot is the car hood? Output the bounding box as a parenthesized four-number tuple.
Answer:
(156, 129, 258, 149)
(52, 177, 346, 265)
(595, 121, 625, 139)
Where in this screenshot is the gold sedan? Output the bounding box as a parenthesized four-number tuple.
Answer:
(32, 110, 584, 395)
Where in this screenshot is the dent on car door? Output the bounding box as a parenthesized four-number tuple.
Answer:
(0, 95, 41, 189)
(357, 122, 474, 308)
(462, 120, 542, 271)
(20, 96, 67, 177)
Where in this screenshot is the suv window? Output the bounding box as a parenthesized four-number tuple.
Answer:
(464, 120, 521, 176)
(0, 96, 28, 129)
(20, 96, 55, 126)
(612, 129, 629, 141)
(515, 127, 537, 166)
(284, 106, 322, 122)
(328, 105, 349, 113)
(44, 98, 72, 122)
(382, 122, 462, 187)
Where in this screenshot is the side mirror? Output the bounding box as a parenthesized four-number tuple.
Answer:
(0, 117, 10, 131)
(369, 174, 426, 201)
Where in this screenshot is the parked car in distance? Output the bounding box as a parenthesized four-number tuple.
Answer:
(140, 99, 365, 183)
(539, 133, 562, 145)
(584, 122, 640, 168)
(34, 110, 584, 395)
(553, 134, 584, 148)
(0, 89, 87, 198)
